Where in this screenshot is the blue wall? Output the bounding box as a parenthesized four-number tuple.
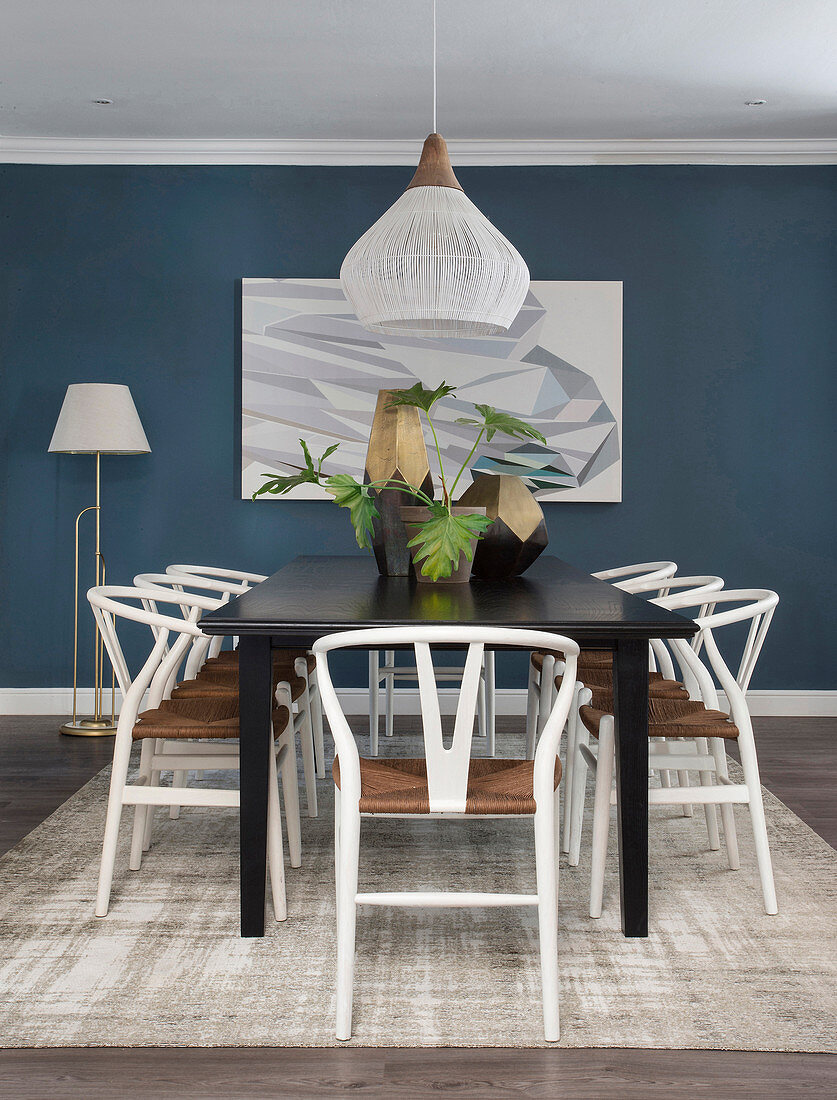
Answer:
(1, 164, 835, 689)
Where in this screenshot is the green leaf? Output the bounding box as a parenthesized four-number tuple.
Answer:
(251, 472, 315, 499)
(455, 403, 546, 444)
(405, 504, 493, 581)
(385, 381, 456, 415)
(250, 439, 339, 500)
(299, 438, 316, 474)
(318, 442, 340, 473)
(325, 474, 380, 551)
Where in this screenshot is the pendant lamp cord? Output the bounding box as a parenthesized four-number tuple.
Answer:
(432, 0, 437, 133)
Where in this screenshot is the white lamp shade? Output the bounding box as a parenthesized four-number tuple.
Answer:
(48, 383, 150, 454)
(340, 184, 530, 338)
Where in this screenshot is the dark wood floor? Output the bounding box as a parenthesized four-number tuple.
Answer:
(1, 714, 835, 1099)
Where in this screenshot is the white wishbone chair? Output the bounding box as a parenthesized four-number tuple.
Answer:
(166, 563, 326, 786)
(525, 560, 679, 761)
(563, 575, 725, 860)
(136, 570, 321, 819)
(316, 625, 580, 1043)
(133, 571, 252, 820)
(573, 589, 779, 917)
(88, 585, 297, 920)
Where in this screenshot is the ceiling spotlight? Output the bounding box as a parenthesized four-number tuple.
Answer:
(744, 100, 766, 106)
(91, 98, 114, 105)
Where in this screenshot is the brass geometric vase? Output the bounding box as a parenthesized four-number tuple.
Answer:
(364, 389, 434, 576)
(457, 473, 548, 579)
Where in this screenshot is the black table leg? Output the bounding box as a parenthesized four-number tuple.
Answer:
(613, 638, 649, 937)
(238, 634, 272, 937)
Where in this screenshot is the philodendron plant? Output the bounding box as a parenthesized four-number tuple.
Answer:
(253, 382, 546, 581)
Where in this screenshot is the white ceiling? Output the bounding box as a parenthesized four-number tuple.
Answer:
(2, 0, 835, 141)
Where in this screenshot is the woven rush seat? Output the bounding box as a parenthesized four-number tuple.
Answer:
(333, 756, 562, 815)
(210, 649, 315, 674)
(531, 648, 612, 673)
(192, 664, 308, 701)
(579, 696, 739, 741)
(133, 696, 290, 740)
(556, 668, 690, 712)
(170, 672, 307, 702)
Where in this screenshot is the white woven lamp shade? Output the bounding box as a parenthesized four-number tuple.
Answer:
(340, 134, 530, 337)
(48, 383, 150, 454)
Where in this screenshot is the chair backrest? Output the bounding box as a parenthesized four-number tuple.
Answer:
(314, 626, 579, 814)
(163, 566, 264, 659)
(651, 589, 779, 729)
(87, 585, 221, 729)
(592, 561, 677, 592)
(629, 574, 723, 600)
(166, 563, 267, 585)
(627, 576, 724, 673)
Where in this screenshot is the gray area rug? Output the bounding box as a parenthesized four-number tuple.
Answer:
(1, 732, 835, 1050)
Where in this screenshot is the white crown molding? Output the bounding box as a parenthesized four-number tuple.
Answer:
(1, 137, 837, 166)
(3, 686, 836, 718)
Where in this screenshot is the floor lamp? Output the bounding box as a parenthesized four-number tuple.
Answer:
(49, 383, 151, 736)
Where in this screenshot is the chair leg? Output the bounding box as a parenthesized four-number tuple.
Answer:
(142, 739, 163, 852)
(169, 770, 186, 819)
(334, 784, 341, 918)
(95, 725, 134, 918)
(279, 724, 302, 868)
(485, 650, 496, 757)
(568, 723, 591, 868)
(310, 675, 326, 780)
(562, 683, 582, 853)
(589, 718, 614, 919)
(695, 737, 720, 850)
(368, 651, 379, 757)
(384, 650, 395, 738)
(267, 744, 287, 922)
(553, 786, 561, 907)
(739, 734, 778, 914)
(677, 769, 694, 817)
(534, 802, 560, 1042)
(711, 739, 740, 869)
(283, 679, 317, 820)
(335, 805, 361, 1041)
(537, 655, 556, 739)
(477, 674, 487, 740)
(525, 660, 540, 760)
(129, 739, 153, 871)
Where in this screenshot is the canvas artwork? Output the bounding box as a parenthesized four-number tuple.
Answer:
(241, 279, 622, 502)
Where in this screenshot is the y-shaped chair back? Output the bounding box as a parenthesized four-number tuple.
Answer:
(320, 627, 579, 815)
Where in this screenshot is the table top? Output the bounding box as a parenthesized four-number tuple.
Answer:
(199, 555, 697, 645)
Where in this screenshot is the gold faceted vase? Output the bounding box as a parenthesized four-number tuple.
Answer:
(364, 390, 434, 576)
(457, 474, 548, 579)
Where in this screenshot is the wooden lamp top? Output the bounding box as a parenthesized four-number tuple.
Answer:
(405, 133, 464, 191)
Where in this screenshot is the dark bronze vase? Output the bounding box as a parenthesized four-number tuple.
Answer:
(364, 389, 434, 576)
(457, 473, 548, 579)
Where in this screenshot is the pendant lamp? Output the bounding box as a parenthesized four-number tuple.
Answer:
(340, 4, 529, 338)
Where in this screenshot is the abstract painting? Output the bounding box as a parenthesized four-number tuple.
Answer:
(242, 279, 621, 502)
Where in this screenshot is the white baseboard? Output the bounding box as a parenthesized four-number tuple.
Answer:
(3, 687, 835, 718)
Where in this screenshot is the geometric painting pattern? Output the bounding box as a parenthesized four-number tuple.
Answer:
(242, 279, 622, 502)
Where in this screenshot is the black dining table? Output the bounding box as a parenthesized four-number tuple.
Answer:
(199, 554, 697, 939)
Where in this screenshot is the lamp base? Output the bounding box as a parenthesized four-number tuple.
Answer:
(60, 717, 117, 737)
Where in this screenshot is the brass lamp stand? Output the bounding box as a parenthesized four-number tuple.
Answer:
(62, 452, 116, 735)
(49, 383, 151, 737)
